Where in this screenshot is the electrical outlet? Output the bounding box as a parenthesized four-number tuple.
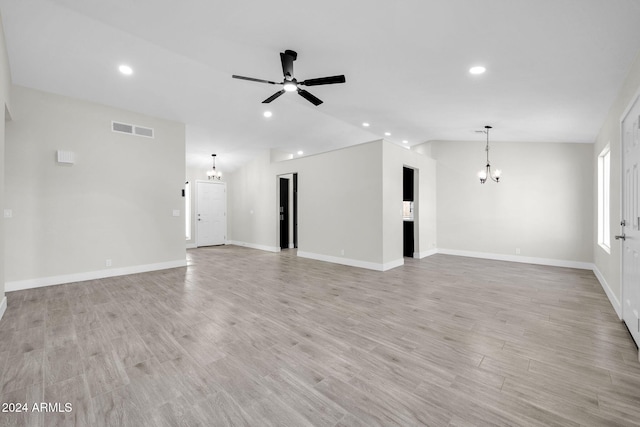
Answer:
(3, 209, 12, 218)
(515, 248, 521, 255)
(172, 209, 180, 217)
(106, 259, 112, 267)
(341, 249, 345, 256)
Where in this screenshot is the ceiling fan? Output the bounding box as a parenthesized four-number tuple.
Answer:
(232, 50, 346, 106)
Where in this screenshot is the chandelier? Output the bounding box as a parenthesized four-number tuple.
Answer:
(206, 154, 222, 180)
(478, 125, 501, 184)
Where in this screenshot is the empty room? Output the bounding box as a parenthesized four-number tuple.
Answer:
(1, 0, 640, 426)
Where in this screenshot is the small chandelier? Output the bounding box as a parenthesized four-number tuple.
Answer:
(207, 154, 222, 180)
(478, 125, 501, 184)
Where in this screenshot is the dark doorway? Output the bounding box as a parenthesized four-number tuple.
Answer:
(293, 174, 298, 248)
(403, 167, 415, 257)
(403, 167, 414, 202)
(279, 177, 289, 249)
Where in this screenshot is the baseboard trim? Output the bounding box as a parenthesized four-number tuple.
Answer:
(592, 265, 622, 319)
(415, 249, 438, 259)
(297, 251, 403, 272)
(382, 258, 405, 271)
(186, 243, 197, 249)
(436, 249, 593, 270)
(227, 240, 281, 253)
(0, 296, 6, 322)
(5, 259, 188, 292)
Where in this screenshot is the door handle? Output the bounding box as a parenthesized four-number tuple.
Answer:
(615, 234, 626, 240)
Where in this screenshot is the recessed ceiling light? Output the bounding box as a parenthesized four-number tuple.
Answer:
(384, 132, 391, 136)
(118, 64, 133, 75)
(402, 140, 408, 144)
(297, 151, 304, 155)
(362, 122, 370, 127)
(263, 111, 272, 118)
(469, 66, 486, 75)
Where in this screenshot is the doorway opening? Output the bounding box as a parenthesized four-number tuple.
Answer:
(278, 173, 298, 250)
(403, 166, 418, 258)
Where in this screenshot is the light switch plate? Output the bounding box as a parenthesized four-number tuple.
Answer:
(172, 209, 180, 217)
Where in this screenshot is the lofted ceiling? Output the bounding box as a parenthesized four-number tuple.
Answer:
(1, 0, 640, 172)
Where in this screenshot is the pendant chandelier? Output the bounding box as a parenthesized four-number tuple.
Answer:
(206, 154, 222, 180)
(478, 125, 501, 184)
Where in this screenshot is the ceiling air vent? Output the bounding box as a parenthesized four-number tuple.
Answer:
(112, 121, 155, 139)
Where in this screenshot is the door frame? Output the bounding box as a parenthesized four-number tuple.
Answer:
(195, 180, 227, 248)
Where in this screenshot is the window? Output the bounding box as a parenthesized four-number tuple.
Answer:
(185, 181, 191, 240)
(598, 146, 611, 253)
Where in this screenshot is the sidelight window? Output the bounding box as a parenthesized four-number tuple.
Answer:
(598, 146, 611, 253)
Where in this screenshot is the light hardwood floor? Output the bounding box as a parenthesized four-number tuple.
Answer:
(1, 246, 640, 426)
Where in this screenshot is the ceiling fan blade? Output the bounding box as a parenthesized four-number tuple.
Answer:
(232, 75, 279, 85)
(262, 90, 286, 103)
(298, 89, 323, 106)
(280, 50, 296, 80)
(299, 75, 346, 86)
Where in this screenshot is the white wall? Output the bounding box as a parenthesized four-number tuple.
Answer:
(227, 150, 279, 252)
(293, 141, 385, 266)
(227, 140, 437, 271)
(0, 13, 11, 319)
(594, 51, 640, 313)
(429, 140, 593, 266)
(4, 86, 186, 290)
(228, 143, 384, 262)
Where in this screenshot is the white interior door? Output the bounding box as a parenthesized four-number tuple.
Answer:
(622, 94, 640, 347)
(196, 181, 226, 247)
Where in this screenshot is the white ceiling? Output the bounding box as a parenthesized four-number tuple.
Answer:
(2, 0, 640, 172)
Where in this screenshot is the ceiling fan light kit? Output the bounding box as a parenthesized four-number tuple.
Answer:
(232, 49, 346, 106)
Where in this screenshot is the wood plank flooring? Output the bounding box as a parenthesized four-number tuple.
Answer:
(1, 246, 639, 426)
